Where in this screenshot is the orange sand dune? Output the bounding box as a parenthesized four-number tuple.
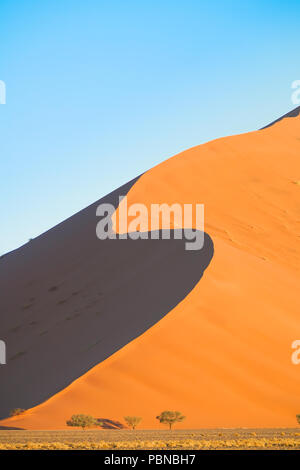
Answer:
(2, 111, 300, 429)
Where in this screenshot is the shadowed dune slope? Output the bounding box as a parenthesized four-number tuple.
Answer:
(0, 179, 213, 418)
(1, 109, 300, 429)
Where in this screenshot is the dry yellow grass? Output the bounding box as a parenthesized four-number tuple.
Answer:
(1, 437, 300, 450)
(1, 429, 300, 450)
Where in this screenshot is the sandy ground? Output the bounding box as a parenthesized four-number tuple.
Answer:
(1, 428, 300, 443)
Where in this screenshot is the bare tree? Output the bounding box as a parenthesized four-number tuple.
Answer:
(124, 416, 142, 429)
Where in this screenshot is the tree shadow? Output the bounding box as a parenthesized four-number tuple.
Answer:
(0, 425, 25, 430)
(97, 418, 126, 429)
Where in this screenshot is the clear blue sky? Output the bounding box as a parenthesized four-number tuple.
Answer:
(0, 0, 299, 254)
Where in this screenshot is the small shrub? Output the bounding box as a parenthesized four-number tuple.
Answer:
(10, 351, 26, 360)
(10, 408, 25, 417)
(22, 304, 32, 310)
(48, 286, 58, 292)
(66, 414, 98, 430)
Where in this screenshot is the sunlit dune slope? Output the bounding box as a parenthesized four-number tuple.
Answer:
(1, 109, 300, 429)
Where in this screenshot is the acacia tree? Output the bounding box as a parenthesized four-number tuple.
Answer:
(66, 414, 99, 430)
(10, 408, 25, 417)
(124, 416, 142, 430)
(156, 411, 185, 430)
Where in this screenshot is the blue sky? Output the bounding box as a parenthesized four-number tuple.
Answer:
(0, 0, 299, 254)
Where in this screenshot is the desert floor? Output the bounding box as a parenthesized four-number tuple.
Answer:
(1, 428, 300, 450)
